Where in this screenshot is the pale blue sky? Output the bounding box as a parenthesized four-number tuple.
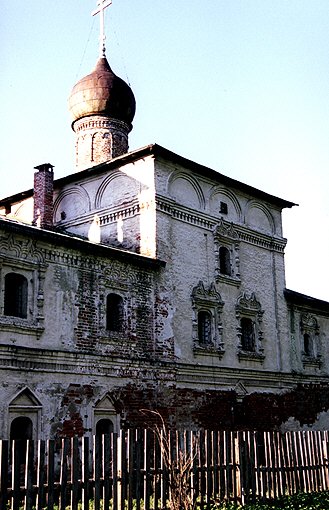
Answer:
(1, 1, 329, 300)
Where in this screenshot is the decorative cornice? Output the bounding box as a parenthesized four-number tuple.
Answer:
(74, 116, 129, 133)
(100, 201, 141, 226)
(238, 229, 286, 252)
(156, 198, 286, 252)
(156, 197, 214, 230)
(0, 234, 46, 263)
(0, 221, 164, 271)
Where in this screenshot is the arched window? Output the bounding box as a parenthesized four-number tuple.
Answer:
(106, 293, 124, 332)
(219, 247, 231, 276)
(4, 273, 28, 318)
(240, 317, 255, 352)
(96, 418, 114, 436)
(10, 416, 33, 465)
(303, 333, 312, 356)
(198, 311, 212, 344)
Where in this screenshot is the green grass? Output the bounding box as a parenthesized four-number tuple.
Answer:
(214, 490, 329, 509)
(7, 492, 329, 510)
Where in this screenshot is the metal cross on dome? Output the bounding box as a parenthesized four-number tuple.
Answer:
(92, 0, 113, 58)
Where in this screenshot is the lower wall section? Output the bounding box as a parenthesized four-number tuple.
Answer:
(2, 379, 329, 439)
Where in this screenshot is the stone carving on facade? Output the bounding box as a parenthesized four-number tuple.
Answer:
(191, 281, 225, 358)
(213, 220, 241, 285)
(235, 292, 265, 362)
(300, 313, 321, 368)
(214, 218, 240, 241)
(0, 237, 47, 337)
(0, 234, 45, 263)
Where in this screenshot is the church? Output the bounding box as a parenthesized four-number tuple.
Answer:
(1, 2, 329, 441)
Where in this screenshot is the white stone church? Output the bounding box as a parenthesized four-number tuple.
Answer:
(0, 4, 329, 441)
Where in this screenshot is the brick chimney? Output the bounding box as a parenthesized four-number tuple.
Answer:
(33, 164, 54, 228)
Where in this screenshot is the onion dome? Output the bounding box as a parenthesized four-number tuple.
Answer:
(68, 57, 136, 127)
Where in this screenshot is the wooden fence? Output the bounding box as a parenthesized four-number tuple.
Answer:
(0, 429, 329, 510)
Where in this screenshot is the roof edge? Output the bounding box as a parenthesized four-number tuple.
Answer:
(0, 216, 165, 270)
(284, 288, 329, 311)
(0, 143, 296, 209)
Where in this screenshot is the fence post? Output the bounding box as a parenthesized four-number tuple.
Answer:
(12, 440, 22, 510)
(117, 430, 123, 510)
(0, 440, 9, 510)
(59, 438, 69, 510)
(24, 439, 34, 510)
(82, 436, 90, 510)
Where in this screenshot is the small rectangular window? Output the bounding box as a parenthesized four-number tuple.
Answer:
(4, 273, 28, 319)
(220, 202, 228, 214)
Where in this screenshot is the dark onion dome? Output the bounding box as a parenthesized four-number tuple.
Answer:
(68, 57, 136, 126)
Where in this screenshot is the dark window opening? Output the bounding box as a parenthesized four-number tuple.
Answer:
(220, 202, 228, 214)
(198, 311, 212, 344)
(219, 246, 231, 276)
(4, 273, 28, 318)
(96, 418, 114, 436)
(10, 416, 33, 465)
(106, 293, 124, 332)
(303, 333, 312, 356)
(241, 317, 255, 352)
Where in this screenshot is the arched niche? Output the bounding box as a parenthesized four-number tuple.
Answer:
(168, 173, 205, 210)
(8, 387, 42, 441)
(245, 202, 275, 235)
(95, 171, 139, 210)
(209, 188, 241, 223)
(54, 187, 90, 223)
(94, 394, 120, 433)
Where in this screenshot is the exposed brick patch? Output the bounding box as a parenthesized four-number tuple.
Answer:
(106, 382, 329, 432)
(33, 164, 54, 228)
(61, 413, 84, 437)
(74, 269, 99, 350)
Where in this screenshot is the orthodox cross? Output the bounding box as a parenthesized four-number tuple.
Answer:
(91, 0, 113, 57)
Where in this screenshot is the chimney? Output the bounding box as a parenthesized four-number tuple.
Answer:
(33, 163, 54, 228)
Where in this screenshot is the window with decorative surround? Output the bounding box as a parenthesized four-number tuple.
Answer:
(213, 219, 240, 286)
(236, 292, 265, 362)
(0, 258, 46, 338)
(191, 281, 225, 358)
(300, 313, 321, 368)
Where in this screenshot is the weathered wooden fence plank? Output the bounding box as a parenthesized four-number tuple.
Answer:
(59, 438, 69, 510)
(70, 437, 79, 510)
(135, 428, 143, 510)
(11, 440, 22, 510)
(1, 428, 329, 509)
(46, 440, 55, 510)
(103, 433, 112, 510)
(81, 437, 90, 510)
(112, 431, 119, 510)
(0, 440, 9, 510)
(36, 440, 45, 510)
(144, 429, 152, 510)
(24, 440, 34, 510)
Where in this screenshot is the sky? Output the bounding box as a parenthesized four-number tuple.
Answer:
(1, 0, 329, 301)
